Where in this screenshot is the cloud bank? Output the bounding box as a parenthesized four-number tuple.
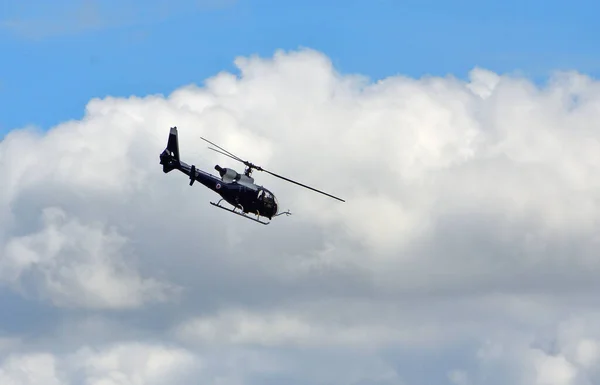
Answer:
(2, 48, 600, 384)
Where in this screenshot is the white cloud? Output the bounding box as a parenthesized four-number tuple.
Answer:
(448, 370, 470, 385)
(173, 305, 446, 348)
(1, 206, 178, 309)
(69, 343, 198, 385)
(0, 343, 198, 385)
(0, 353, 63, 385)
(2, 47, 600, 384)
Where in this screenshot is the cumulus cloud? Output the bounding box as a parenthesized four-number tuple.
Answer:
(0, 343, 198, 385)
(2, 47, 600, 383)
(1, 207, 177, 309)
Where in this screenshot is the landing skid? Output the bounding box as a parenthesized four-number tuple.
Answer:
(210, 200, 270, 225)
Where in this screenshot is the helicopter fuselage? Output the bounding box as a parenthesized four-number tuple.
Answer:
(159, 128, 279, 219)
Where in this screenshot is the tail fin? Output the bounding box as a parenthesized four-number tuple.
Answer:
(159, 126, 181, 173)
(166, 126, 180, 161)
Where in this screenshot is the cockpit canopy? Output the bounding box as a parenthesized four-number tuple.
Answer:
(257, 187, 278, 216)
(257, 187, 275, 202)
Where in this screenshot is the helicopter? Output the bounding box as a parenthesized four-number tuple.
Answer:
(159, 126, 345, 225)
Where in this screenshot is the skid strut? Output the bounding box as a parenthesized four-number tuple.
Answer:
(210, 199, 270, 225)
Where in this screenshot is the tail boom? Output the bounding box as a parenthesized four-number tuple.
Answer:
(159, 126, 227, 193)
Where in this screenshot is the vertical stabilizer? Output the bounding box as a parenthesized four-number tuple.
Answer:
(159, 126, 181, 173)
(166, 126, 180, 161)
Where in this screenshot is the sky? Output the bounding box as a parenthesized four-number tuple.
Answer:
(1, 0, 600, 134)
(3, 1, 600, 385)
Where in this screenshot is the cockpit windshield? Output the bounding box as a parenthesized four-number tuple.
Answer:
(257, 188, 274, 201)
(257, 187, 278, 216)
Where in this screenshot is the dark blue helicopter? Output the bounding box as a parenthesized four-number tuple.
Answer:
(159, 127, 345, 225)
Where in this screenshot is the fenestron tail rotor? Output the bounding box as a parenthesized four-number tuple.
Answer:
(199, 136, 345, 202)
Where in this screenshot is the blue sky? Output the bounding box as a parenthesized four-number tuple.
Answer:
(1, 0, 599, 135)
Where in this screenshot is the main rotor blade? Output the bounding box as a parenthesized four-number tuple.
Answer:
(200, 137, 245, 163)
(200, 136, 344, 202)
(262, 169, 345, 202)
(207, 147, 242, 163)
